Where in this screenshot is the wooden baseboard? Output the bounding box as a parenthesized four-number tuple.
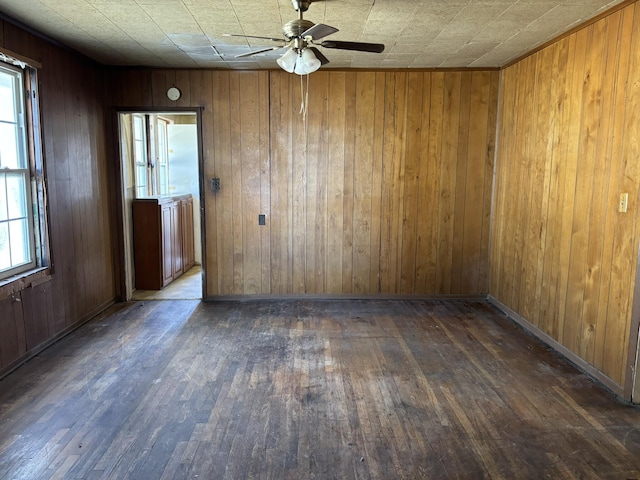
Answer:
(0, 297, 117, 380)
(487, 295, 624, 398)
(204, 293, 488, 302)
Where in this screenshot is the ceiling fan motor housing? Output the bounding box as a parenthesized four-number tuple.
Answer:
(283, 19, 315, 39)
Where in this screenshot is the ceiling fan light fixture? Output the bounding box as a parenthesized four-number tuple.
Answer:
(292, 48, 321, 75)
(277, 48, 298, 73)
(300, 48, 321, 70)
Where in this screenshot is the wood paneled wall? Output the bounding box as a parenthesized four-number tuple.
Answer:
(109, 69, 499, 297)
(0, 20, 114, 377)
(490, 3, 640, 387)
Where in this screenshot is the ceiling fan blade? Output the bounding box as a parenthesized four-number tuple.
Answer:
(223, 33, 285, 43)
(235, 46, 283, 58)
(301, 23, 339, 40)
(320, 40, 385, 53)
(309, 47, 329, 65)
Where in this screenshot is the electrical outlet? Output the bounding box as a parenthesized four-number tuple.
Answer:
(258, 214, 266, 226)
(619, 193, 629, 213)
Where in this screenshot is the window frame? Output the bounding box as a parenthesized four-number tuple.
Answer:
(132, 113, 149, 198)
(156, 117, 170, 196)
(0, 51, 50, 287)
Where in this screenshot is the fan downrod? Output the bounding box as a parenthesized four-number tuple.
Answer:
(291, 0, 312, 12)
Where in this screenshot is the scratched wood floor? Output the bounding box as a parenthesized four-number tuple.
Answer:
(1, 299, 640, 479)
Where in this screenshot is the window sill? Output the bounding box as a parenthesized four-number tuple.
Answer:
(0, 267, 51, 300)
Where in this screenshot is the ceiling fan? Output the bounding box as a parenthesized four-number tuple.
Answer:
(224, 0, 385, 75)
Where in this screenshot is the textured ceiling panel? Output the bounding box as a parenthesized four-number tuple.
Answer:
(0, 0, 627, 69)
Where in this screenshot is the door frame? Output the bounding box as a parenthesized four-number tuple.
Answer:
(624, 237, 640, 403)
(112, 107, 206, 301)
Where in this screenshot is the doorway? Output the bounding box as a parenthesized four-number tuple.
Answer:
(117, 110, 204, 300)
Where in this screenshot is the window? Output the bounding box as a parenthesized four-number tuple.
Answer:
(156, 118, 170, 196)
(132, 114, 148, 198)
(0, 56, 48, 282)
(130, 114, 171, 198)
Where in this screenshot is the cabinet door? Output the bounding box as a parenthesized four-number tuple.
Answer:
(161, 204, 174, 286)
(171, 202, 184, 278)
(0, 293, 26, 371)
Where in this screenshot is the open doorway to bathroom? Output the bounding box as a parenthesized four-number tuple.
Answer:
(117, 110, 203, 300)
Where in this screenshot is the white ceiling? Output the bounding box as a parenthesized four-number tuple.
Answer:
(0, 0, 626, 69)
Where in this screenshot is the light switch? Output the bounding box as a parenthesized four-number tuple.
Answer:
(619, 193, 629, 213)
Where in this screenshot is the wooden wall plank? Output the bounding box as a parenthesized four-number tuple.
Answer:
(352, 73, 376, 294)
(461, 71, 491, 294)
(258, 71, 271, 294)
(326, 72, 346, 293)
(416, 73, 444, 293)
(478, 70, 499, 294)
(291, 75, 308, 294)
(369, 72, 386, 294)
(305, 72, 329, 293)
(451, 72, 471, 294)
(400, 72, 423, 294)
(269, 72, 293, 294)
(577, 20, 608, 362)
(533, 44, 558, 331)
(341, 72, 357, 293)
(238, 72, 262, 294)
(437, 72, 462, 294)
(212, 72, 234, 295)
(521, 50, 548, 325)
(229, 72, 245, 293)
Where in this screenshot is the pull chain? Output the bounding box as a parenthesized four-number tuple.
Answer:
(299, 73, 309, 148)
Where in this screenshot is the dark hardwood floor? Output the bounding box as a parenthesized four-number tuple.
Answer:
(1, 299, 639, 479)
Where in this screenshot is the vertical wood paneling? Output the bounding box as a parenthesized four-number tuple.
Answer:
(0, 19, 115, 377)
(595, 8, 634, 372)
(491, 2, 640, 387)
(607, 3, 640, 382)
(109, 68, 497, 297)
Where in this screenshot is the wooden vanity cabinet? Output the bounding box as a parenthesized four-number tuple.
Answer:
(133, 195, 195, 290)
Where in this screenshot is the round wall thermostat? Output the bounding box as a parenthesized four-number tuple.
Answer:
(167, 87, 181, 101)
